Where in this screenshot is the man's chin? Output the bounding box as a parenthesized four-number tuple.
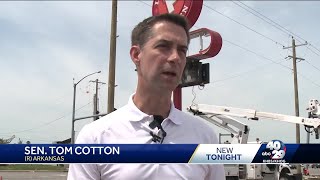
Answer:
(169, 83, 181, 91)
(157, 83, 179, 92)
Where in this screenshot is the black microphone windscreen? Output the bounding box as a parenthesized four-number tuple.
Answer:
(153, 115, 164, 124)
(149, 115, 164, 129)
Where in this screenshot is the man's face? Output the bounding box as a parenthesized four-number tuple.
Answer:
(132, 21, 188, 92)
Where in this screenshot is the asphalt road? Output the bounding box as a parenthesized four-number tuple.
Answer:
(0, 171, 67, 180)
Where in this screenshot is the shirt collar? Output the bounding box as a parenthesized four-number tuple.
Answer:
(127, 93, 182, 125)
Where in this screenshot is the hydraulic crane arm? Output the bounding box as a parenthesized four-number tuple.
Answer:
(188, 100, 320, 139)
(196, 113, 250, 144)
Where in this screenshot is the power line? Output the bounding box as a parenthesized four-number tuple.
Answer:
(234, 1, 306, 43)
(196, 20, 292, 82)
(136, 2, 283, 88)
(139, 0, 287, 69)
(224, 39, 292, 71)
(137, 0, 151, 7)
(231, 1, 291, 38)
(305, 60, 320, 73)
(231, 0, 320, 83)
(233, 1, 320, 57)
(306, 44, 320, 56)
(0, 101, 92, 135)
(137, 0, 320, 89)
(212, 61, 280, 83)
(203, 3, 286, 47)
(309, 43, 320, 54)
(297, 72, 320, 89)
(142, 0, 320, 57)
(224, 39, 320, 89)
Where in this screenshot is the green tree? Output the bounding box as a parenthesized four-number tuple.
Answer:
(0, 135, 15, 144)
(0, 138, 6, 144)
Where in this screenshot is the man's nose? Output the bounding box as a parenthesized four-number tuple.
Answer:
(167, 49, 180, 63)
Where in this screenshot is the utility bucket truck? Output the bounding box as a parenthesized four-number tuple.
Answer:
(187, 99, 320, 180)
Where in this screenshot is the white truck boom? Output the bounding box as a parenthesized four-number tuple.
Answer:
(188, 99, 320, 141)
(187, 99, 320, 180)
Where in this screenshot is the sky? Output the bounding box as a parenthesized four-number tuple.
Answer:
(1, 1, 320, 144)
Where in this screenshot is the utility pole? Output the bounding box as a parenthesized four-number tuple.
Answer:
(107, 0, 118, 114)
(94, 79, 98, 121)
(90, 79, 106, 121)
(283, 37, 307, 175)
(93, 94, 97, 120)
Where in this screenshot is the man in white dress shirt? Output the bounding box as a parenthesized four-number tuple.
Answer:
(67, 13, 225, 180)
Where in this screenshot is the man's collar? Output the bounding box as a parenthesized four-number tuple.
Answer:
(127, 93, 182, 125)
(167, 101, 182, 125)
(127, 94, 151, 121)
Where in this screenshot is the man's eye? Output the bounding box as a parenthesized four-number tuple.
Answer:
(157, 44, 167, 48)
(179, 49, 187, 55)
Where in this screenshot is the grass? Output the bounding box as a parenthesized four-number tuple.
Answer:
(0, 164, 66, 171)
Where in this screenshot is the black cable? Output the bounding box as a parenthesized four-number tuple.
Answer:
(149, 115, 167, 144)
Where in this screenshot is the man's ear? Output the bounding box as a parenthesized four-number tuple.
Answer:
(130, 45, 141, 67)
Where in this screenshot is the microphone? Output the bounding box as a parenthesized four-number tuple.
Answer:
(149, 131, 162, 143)
(149, 115, 167, 144)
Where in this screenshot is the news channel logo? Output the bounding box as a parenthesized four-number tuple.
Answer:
(262, 140, 286, 163)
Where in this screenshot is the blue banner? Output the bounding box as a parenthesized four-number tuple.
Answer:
(1, 143, 320, 164)
(0, 144, 197, 163)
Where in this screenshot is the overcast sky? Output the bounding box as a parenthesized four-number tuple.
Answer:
(1, 1, 320, 144)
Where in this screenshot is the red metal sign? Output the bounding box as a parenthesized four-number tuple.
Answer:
(187, 28, 223, 61)
(152, 0, 203, 28)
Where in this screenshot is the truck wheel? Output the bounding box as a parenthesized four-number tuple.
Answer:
(279, 173, 291, 180)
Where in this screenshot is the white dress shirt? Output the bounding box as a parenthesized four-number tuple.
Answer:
(68, 94, 225, 180)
